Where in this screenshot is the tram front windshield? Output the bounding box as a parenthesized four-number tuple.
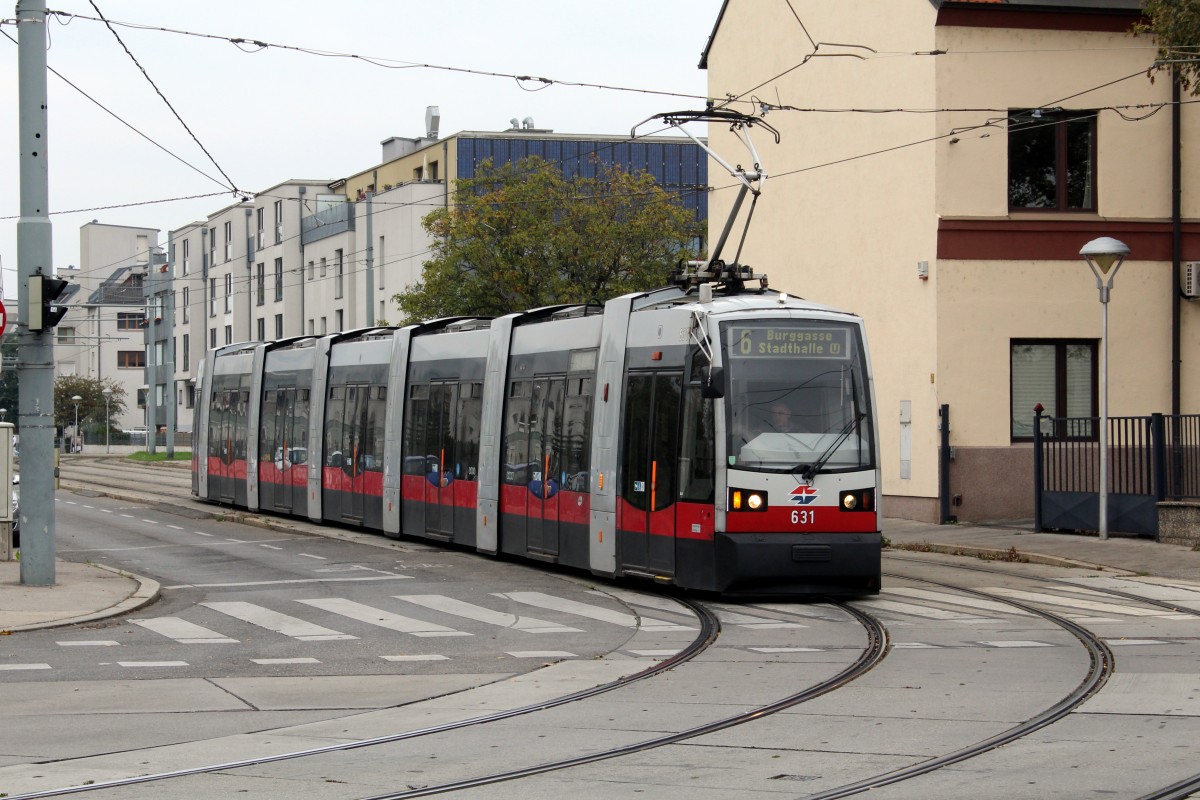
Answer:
(723, 319, 874, 474)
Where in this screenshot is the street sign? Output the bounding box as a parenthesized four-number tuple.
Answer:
(0, 299, 6, 337)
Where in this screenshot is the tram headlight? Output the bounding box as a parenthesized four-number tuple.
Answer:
(730, 487, 768, 512)
(839, 488, 875, 512)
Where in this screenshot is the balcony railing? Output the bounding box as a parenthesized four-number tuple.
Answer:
(301, 202, 355, 245)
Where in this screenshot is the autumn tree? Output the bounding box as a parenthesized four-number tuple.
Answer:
(393, 156, 702, 321)
(53, 375, 127, 433)
(1135, 0, 1200, 95)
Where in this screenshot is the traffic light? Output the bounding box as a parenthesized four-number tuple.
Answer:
(27, 273, 70, 332)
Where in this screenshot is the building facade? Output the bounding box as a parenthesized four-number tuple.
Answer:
(701, 0, 1199, 524)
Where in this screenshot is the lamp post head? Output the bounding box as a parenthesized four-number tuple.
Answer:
(72, 395, 82, 403)
(1080, 237, 1129, 302)
(102, 388, 112, 398)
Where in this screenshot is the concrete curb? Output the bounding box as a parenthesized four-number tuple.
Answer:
(886, 542, 1138, 576)
(7, 563, 161, 632)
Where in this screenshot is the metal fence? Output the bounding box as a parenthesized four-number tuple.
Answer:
(1034, 412, 1200, 537)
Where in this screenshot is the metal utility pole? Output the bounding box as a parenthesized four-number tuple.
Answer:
(16, 0, 56, 585)
(365, 190, 375, 326)
(164, 238, 176, 459)
(146, 262, 157, 456)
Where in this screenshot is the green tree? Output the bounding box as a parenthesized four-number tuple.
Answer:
(394, 156, 701, 321)
(1135, 0, 1200, 95)
(53, 375, 127, 434)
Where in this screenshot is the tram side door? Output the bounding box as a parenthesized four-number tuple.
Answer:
(427, 382, 458, 538)
(344, 384, 369, 523)
(207, 388, 234, 503)
(619, 371, 681, 576)
(527, 378, 564, 558)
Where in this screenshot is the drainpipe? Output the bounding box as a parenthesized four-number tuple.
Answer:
(443, 139, 449, 210)
(245, 207, 253, 340)
(1172, 76, 1182, 419)
(366, 170, 376, 327)
(298, 186, 306, 336)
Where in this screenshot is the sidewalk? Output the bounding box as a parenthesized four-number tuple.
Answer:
(2, 506, 1199, 632)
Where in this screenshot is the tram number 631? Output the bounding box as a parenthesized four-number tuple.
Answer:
(791, 509, 815, 525)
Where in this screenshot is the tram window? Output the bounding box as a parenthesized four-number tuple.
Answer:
(260, 390, 278, 462)
(403, 384, 429, 474)
(457, 382, 482, 480)
(563, 377, 593, 491)
(651, 375, 682, 511)
(679, 386, 715, 502)
(428, 384, 456, 477)
(325, 385, 346, 468)
(502, 380, 532, 484)
(361, 385, 385, 471)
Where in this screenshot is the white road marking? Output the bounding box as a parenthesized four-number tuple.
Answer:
(164, 576, 412, 589)
(854, 598, 997, 622)
(986, 587, 1189, 618)
(193, 531, 214, 537)
(0, 664, 52, 671)
(978, 640, 1056, 648)
(57, 640, 120, 647)
(101, 509, 113, 513)
(202, 601, 357, 641)
(132, 617, 239, 644)
(628, 649, 683, 656)
(260, 544, 283, 550)
(298, 553, 327, 560)
(749, 646, 823, 653)
(885, 587, 1036, 616)
(141, 519, 157, 524)
(118, 661, 189, 667)
(167, 525, 184, 530)
(505, 651, 576, 658)
(1105, 639, 1174, 646)
(120, 514, 134, 519)
(495, 591, 692, 631)
(251, 658, 321, 665)
(393, 595, 583, 633)
(381, 654, 449, 662)
(891, 642, 942, 649)
(708, 605, 807, 628)
(296, 598, 470, 637)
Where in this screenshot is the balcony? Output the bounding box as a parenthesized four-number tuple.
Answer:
(301, 202, 355, 245)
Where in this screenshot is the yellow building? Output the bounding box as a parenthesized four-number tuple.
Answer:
(701, 0, 1199, 525)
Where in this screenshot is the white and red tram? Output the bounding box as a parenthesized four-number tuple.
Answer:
(194, 268, 882, 596)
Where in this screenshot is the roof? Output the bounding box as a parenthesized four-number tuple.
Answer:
(699, 0, 1143, 68)
(86, 266, 145, 306)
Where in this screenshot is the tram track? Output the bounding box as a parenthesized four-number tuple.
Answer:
(8, 600, 888, 800)
(6, 598, 720, 800)
(793, 573, 1115, 800)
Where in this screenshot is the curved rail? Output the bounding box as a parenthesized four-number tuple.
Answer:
(356, 601, 889, 800)
(799, 573, 1114, 800)
(7, 598, 720, 800)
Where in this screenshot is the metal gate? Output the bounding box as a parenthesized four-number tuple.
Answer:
(1033, 412, 1200, 538)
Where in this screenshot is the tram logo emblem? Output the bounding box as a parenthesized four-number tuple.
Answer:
(790, 485, 819, 505)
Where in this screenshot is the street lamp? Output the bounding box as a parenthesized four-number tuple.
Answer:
(0, 408, 6, 423)
(71, 395, 83, 454)
(102, 387, 112, 454)
(1080, 236, 1130, 541)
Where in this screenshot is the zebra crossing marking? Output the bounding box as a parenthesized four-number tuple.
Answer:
(201, 601, 357, 641)
(295, 598, 471, 637)
(252, 658, 321, 665)
(117, 661, 189, 667)
(985, 587, 1191, 618)
(495, 591, 693, 631)
(132, 617, 239, 644)
(381, 654, 449, 662)
(0, 664, 51, 671)
(977, 640, 1055, 648)
(885, 587, 1036, 617)
(393, 594, 583, 633)
(505, 651, 576, 659)
(855, 598, 998, 622)
(57, 640, 120, 647)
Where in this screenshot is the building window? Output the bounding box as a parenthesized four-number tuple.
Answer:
(334, 249, 344, 299)
(256, 317, 265, 341)
(186, 384, 196, 408)
(117, 350, 146, 369)
(256, 207, 265, 249)
(182, 333, 189, 372)
(1010, 339, 1097, 440)
(182, 238, 189, 275)
(274, 199, 284, 244)
(308, 319, 314, 336)
(117, 312, 142, 330)
(224, 273, 233, 313)
(225, 325, 233, 345)
(320, 316, 327, 335)
(210, 328, 217, 349)
(57, 326, 75, 344)
(208, 226, 216, 266)
(274, 313, 283, 340)
(137, 388, 147, 409)
(224, 220, 233, 261)
(182, 286, 189, 324)
(378, 235, 385, 289)
(335, 309, 343, 332)
(308, 260, 314, 281)
(1008, 110, 1096, 212)
(210, 277, 217, 317)
(274, 257, 283, 301)
(256, 262, 265, 306)
(320, 257, 327, 278)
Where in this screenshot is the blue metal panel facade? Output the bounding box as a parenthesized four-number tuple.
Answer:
(456, 137, 708, 224)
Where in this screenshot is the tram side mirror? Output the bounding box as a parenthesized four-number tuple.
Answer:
(701, 367, 724, 399)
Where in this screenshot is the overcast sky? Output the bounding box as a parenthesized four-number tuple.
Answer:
(1, 0, 724, 294)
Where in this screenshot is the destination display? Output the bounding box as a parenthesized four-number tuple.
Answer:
(733, 326, 851, 359)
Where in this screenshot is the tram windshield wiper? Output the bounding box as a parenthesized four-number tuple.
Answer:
(799, 412, 865, 481)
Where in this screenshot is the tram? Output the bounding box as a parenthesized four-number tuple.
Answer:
(192, 110, 882, 596)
